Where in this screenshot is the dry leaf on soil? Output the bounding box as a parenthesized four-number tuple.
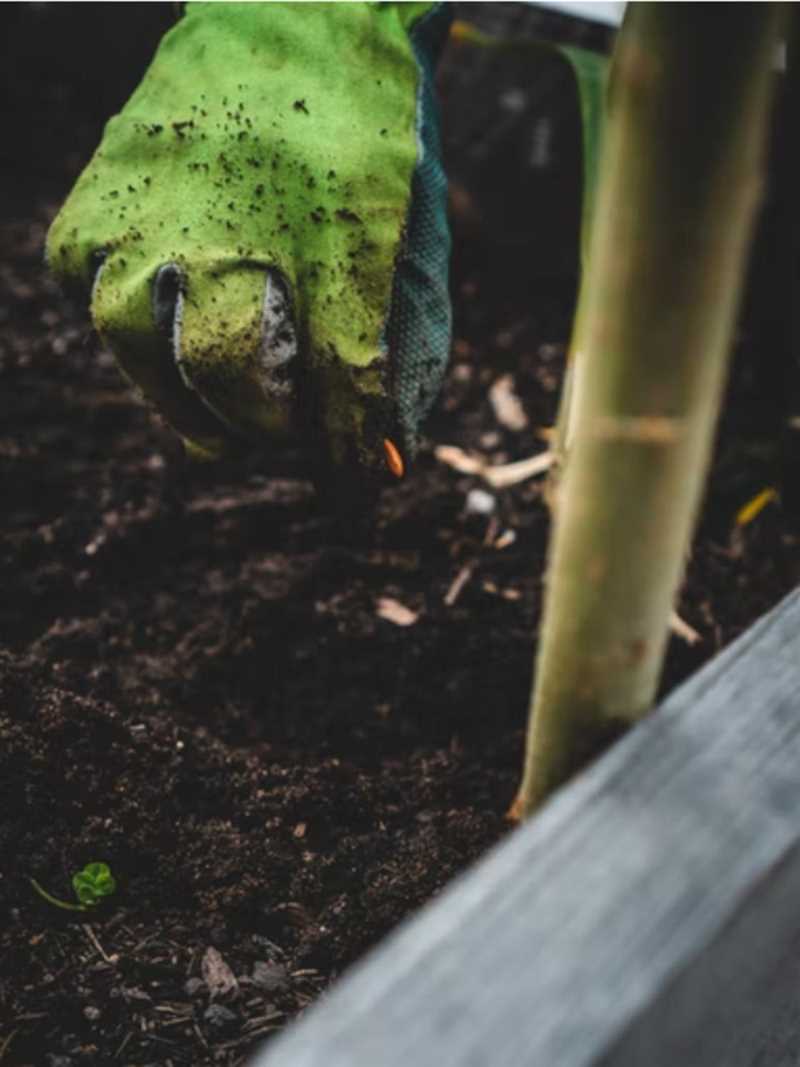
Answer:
(201, 946, 239, 999)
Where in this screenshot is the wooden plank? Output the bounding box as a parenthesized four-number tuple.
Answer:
(250, 586, 800, 1067)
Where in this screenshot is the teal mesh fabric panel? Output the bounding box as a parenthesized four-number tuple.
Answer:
(383, 5, 453, 457)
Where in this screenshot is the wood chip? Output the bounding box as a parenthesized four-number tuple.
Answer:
(494, 529, 517, 550)
(201, 946, 238, 1000)
(669, 609, 702, 646)
(489, 374, 528, 431)
(482, 581, 522, 602)
(376, 598, 419, 627)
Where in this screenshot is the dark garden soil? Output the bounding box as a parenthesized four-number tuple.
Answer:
(1, 6, 798, 1066)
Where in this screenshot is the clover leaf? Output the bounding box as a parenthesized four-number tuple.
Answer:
(30, 862, 118, 912)
(72, 862, 117, 907)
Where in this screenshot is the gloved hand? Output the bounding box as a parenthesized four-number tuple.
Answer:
(46, 2, 452, 496)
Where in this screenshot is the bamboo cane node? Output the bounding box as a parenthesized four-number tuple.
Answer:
(589, 414, 687, 444)
(516, 2, 784, 816)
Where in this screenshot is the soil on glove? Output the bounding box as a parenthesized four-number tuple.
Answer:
(1, 6, 797, 1066)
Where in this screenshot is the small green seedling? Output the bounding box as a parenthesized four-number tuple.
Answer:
(30, 862, 117, 913)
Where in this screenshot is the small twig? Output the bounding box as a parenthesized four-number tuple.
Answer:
(444, 563, 475, 607)
(434, 445, 486, 476)
(242, 1011, 285, 1031)
(238, 1024, 282, 1042)
(113, 1031, 133, 1059)
(0, 1029, 18, 1063)
(483, 452, 554, 488)
(482, 515, 501, 547)
(376, 597, 419, 627)
(435, 444, 553, 489)
(82, 923, 118, 965)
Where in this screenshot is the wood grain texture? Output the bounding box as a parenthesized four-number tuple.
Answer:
(250, 586, 800, 1067)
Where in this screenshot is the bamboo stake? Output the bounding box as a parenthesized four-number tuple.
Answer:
(549, 49, 608, 493)
(515, 5, 786, 818)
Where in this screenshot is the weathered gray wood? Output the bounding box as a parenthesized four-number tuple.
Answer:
(249, 586, 800, 1067)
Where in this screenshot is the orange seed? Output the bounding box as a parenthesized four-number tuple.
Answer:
(383, 438, 404, 479)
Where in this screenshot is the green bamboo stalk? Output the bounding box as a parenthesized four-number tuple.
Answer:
(548, 46, 608, 499)
(515, 4, 786, 818)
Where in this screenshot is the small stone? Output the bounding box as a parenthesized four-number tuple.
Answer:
(252, 960, 289, 993)
(83, 1005, 101, 1022)
(466, 488, 496, 515)
(203, 1003, 239, 1032)
(184, 977, 205, 997)
(46, 1057, 74, 1067)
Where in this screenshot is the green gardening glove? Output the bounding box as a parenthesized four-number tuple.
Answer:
(46, 2, 452, 496)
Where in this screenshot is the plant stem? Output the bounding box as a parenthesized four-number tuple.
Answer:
(29, 877, 87, 912)
(516, 5, 786, 817)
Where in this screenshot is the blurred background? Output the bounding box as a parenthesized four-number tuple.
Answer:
(1, 4, 175, 216)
